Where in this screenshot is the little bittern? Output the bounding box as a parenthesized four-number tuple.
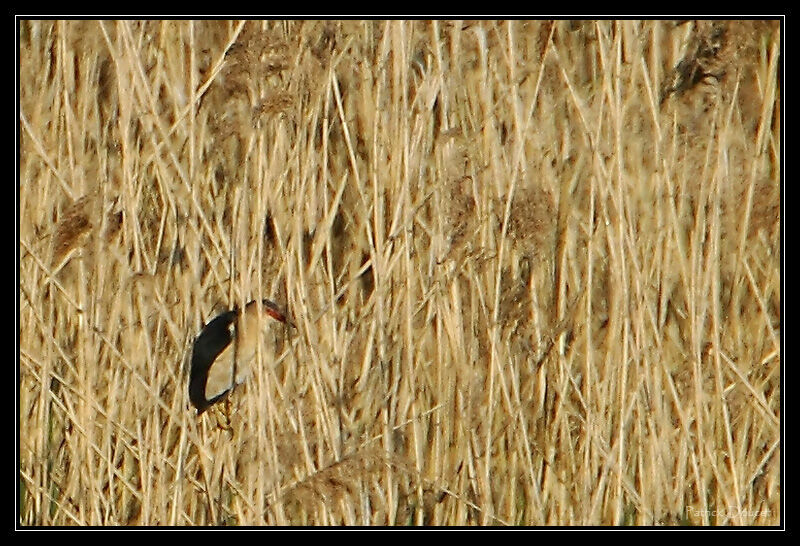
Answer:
(189, 299, 290, 414)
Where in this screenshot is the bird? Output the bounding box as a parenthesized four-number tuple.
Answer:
(189, 299, 291, 414)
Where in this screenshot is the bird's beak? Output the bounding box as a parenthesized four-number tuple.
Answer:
(261, 299, 296, 328)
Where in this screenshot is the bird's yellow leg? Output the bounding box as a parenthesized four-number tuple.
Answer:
(210, 399, 234, 437)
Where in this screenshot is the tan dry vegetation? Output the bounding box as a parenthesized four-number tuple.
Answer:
(19, 20, 780, 526)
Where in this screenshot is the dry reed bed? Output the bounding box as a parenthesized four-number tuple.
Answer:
(18, 20, 780, 525)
